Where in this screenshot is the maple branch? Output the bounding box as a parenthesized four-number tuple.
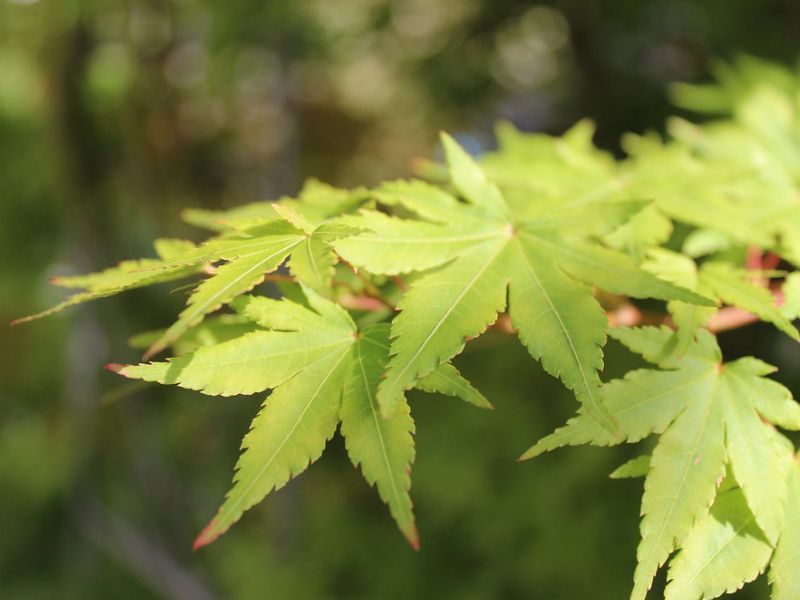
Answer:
(763, 252, 782, 271)
(338, 293, 393, 312)
(606, 304, 665, 328)
(705, 307, 760, 333)
(605, 302, 761, 334)
(745, 245, 763, 271)
(392, 275, 408, 293)
(339, 259, 382, 295)
(334, 258, 399, 310)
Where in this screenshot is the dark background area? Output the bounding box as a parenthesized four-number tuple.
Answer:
(2, 1, 799, 598)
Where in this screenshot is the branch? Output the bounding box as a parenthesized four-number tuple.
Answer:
(338, 293, 393, 312)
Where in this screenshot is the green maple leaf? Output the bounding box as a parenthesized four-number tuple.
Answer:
(659, 73, 800, 267)
(111, 287, 488, 549)
(182, 178, 367, 232)
(621, 128, 773, 251)
(523, 326, 800, 600)
(480, 119, 618, 215)
(670, 55, 800, 115)
(13, 238, 200, 324)
(481, 120, 675, 259)
(335, 134, 713, 431)
(138, 213, 358, 358)
(139, 220, 306, 358)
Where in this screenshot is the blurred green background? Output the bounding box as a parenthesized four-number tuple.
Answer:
(3, 1, 800, 598)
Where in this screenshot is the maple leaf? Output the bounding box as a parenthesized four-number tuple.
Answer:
(482, 120, 675, 259)
(480, 119, 618, 216)
(137, 213, 359, 358)
(670, 55, 800, 115)
(182, 178, 368, 232)
(111, 287, 488, 549)
(12, 238, 200, 324)
(620, 127, 773, 251)
(655, 67, 800, 267)
(522, 326, 800, 600)
(335, 134, 713, 431)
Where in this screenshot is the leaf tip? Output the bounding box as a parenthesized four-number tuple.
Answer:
(404, 523, 420, 551)
(142, 343, 164, 361)
(516, 449, 535, 462)
(193, 518, 222, 551)
(104, 363, 128, 376)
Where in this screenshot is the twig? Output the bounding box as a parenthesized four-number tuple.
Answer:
(607, 303, 671, 328)
(763, 252, 782, 271)
(392, 275, 408, 293)
(339, 258, 382, 296)
(338, 294, 392, 312)
(705, 307, 760, 334)
(746, 246, 763, 271)
(337, 258, 397, 309)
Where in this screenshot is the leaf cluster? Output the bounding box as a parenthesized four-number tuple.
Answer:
(18, 54, 800, 599)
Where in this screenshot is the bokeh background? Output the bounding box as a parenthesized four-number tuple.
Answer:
(3, 1, 800, 598)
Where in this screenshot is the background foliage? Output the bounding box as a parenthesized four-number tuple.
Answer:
(3, 1, 800, 598)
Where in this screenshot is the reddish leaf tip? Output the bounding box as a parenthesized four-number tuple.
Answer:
(142, 341, 166, 361)
(404, 524, 420, 551)
(193, 519, 222, 551)
(104, 363, 127, 375)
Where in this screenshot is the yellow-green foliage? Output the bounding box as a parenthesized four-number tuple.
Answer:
(20, 55, 800, 600)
